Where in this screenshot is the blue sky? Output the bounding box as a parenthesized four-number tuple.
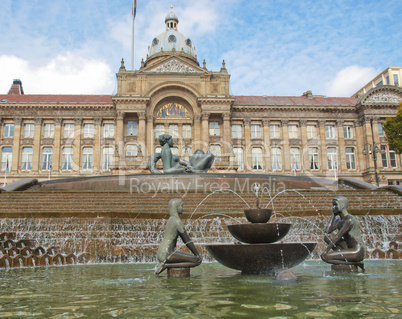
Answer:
(0, 0, 401, 96)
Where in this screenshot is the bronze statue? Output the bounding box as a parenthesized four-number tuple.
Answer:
(321, 196, 366, 269)
(155, 198, 202, 275)
(148, 134, 214, 174)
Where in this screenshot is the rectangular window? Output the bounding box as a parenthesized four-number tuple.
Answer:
(252, 148, 263, 170)
(232, 124, 242, 138)
(325, 125, 335, 139)
(41, 147, 53, 170)
(83, 124, 94, 138)
(127, 121, 138, 135)
(103, 124, 114, 138)
(82, 147, 93, 170)
(44, 124, 55, 138)
(343, 126, 353, 139)
(24, 124, 35, 138)
(377, 81, 383, 87)
(169, 124, 179, 137)
(309, 147, 319, 170)
(345, 147, 356, 170)
(233, 147, 244, 171)
(288, 125, 299, 139)
(182, 124, 191, 138)
(102, 147, 113, 170)
(327, 148, 337, 170)
(209, 122, 220, 136)
(269, 124, 280, 138)
(62, 147, 73, 171)
(307, 125, 317, 139)
(378, 123, 385, 137)
(21, 147, 33, 171)
(394, 74, 399, 85)
(386, 76, 390, 85)
(126, 145, 137, 157)
(290, 148, 300, 170)
(389, 150, 397, 168)
(155, 124, 165, 138)
(3, 124, 14, 138)
(64, 124, 75, 139)
(251, 125, 261, 139)
(1, 147, 12, 171)
(381, 145, 388, 167)
(271, 147, 282, 170)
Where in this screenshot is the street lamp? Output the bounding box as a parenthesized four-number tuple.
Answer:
(362, 142, 386, 187)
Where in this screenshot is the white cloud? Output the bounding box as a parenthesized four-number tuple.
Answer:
(326, 65, 379, 97)
(0, 53, 115, 94)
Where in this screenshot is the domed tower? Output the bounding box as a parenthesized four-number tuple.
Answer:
(144, 5, 199, 68)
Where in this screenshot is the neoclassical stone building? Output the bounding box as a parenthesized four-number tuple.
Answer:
(1, 9, 401, 186)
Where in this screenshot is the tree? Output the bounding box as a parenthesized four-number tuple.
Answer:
(383, 102, 402, 154)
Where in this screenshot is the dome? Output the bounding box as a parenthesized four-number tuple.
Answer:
(147, 6, 196, 59)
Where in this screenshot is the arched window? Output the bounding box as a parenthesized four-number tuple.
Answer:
(21, 147, 33, 171)
(102, 147, 113, 170)
(41, 147, 53, 170)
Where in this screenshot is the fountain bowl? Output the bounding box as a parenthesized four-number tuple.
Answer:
(205, 242, 317, 275)
(227, 223, 291, 244)
(244, 209, 272, 223)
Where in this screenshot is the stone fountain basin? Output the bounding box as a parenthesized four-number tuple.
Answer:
(205, 242, 317, 275)
(227, 223, 291, 244)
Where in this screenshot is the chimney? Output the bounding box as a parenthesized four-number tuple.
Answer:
(8, 79, 24, 95)
(302, 90, 313, 99)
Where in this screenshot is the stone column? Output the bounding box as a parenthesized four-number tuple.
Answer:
(362, 116, 373, 170)
(193, 115, 201, 150)
(300, 120, 308, 173)
(244, 118, 252, 171)
(138, 112, 146, 146)
(372, 117, 382, 168)
(116, 111, 125, 157)
(222, 113, 231, 155)
(11, 117, 22, 173)
(146, 114, 154, 156)
(337, 120, 346, 173)
(201, 112, 210, 150)
(281, 119, 290, 173)
(31, 117, 42, 173)
(52, 118, 62, 172)
(355, 120, 365, 172)
(262, 119, 271, 172)
(318, 120, 328, 172)
(73, 118, 82, 172)
(93, 118, 102, 172)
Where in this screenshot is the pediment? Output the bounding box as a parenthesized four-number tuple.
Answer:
(144, 58, 204, 74)
(361, 86, 402, 104)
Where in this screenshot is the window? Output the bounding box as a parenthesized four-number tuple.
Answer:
(1, 147, 12, 171)
(62, 147, 73, 171)
(103, 124, 114, 138)
(102, 147, 113, 170)
(171, 147, 178, 156)
(168, 124, 179, 137)
(251, 125, 261, 139)
(376, 81, 383, 87)
(271, 147, 282, 170)
(327, 147, 337, 170)
(309, 147, 319, 170)
(378, 123, 385, 137)
(345, 147, 356, 170)
(127, 121, 138, 135)
(64, 124, 74, 139)
(288, 125, 299, 139)
(182, 124, 191, 138)
(83, 124, 94, 138)
(386, 76, 390, 85)
(307, 125, 317, 139)
(290, 148, 300, 170)
(126, 145, 137, 157)
(252, 148, 263, 170)
(390, 150, 397, 168)
(21, 147, 33, 171)
(209, 145, 221, 156)
(3, 124, 14, 138)
(232, 124, 242, 138)
(183, 145, 191, 155)
(44, 124, 55, 138)
(41, 147, 53, 170)
(155, 147, 162, 153)
(343, 126, 353, 139)
(24, 124, 35, 138)
(269, 124, 280, 138)
(381, 145, 388, 167)
(155, 124, 165, 138)
(209, 122, 220, 136)
(233, 147, 244, 170)
(325, 125, 335, 139)
(394, 74, 399, 86)
(82, 147, 93, 170)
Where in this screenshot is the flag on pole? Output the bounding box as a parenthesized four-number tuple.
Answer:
(5, 158, 9, 174)
(132, 0, 137, 17)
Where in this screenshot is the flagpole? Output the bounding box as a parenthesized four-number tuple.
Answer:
(131, 0, 136, 70)
(3, 170, 6, 187)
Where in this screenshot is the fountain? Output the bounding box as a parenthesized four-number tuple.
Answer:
(205, 184, 317, 275)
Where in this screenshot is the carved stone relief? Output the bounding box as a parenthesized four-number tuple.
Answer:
(150, 59, 203, 74)
(366, 92, 402, 103)
(41, 138, 54, 146)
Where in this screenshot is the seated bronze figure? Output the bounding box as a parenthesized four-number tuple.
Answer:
(148, 134, 214, 174)
(321, 196, 366, 270)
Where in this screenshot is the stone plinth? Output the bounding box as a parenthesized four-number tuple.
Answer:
(167, 268, 191, 277)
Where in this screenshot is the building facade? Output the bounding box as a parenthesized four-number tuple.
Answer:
(353, 67, 402, 97)
(1, 9, 401, 186)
